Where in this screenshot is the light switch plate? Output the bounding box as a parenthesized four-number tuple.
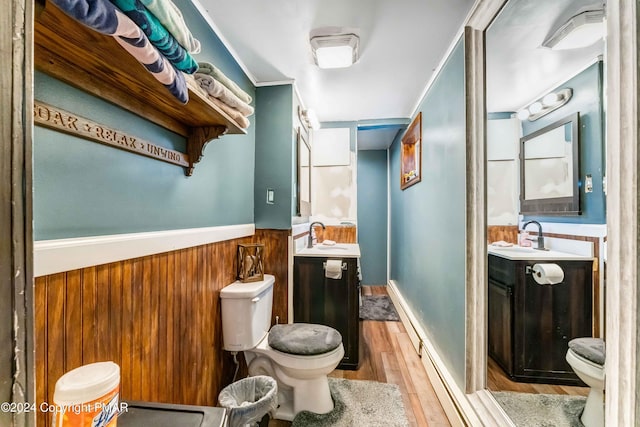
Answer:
(585, 174, 593, 193)
(266, 188, 275, 204)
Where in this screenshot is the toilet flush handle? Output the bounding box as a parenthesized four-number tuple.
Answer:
(251, 296, 260, 303)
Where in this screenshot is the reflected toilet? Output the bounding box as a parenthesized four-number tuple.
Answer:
(565, 338, 605, 427)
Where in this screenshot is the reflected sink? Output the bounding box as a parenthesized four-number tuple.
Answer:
(492, 246, 535, 253)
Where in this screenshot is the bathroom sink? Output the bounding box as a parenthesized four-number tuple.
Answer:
(493, 246, 535, 253)
(295, 243, 361, 258)
(317, 245, 348, 250)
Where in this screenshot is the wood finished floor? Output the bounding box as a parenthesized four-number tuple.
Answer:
(487, 356, 588, 396)
(269, 286, 451, 426)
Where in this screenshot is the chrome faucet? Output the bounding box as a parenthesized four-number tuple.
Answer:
(522, 220, 545, 250)
(308, 221, 325, 248)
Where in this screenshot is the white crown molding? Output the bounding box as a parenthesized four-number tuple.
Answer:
(34, 224, 255, 276)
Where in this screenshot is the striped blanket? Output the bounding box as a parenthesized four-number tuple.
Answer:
(50, 0, 188, 103)
(110, 0, 198, 73)
(139, 0, 200, 54)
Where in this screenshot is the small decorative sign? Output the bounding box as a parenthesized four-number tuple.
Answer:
(33, 100, 189, 168)
(237, 244, 264, 283)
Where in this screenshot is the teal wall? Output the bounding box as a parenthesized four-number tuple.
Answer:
(254, 85, 294, 229)
(522, 61, 605, 224)
(389, 38, 467, 387)
(357, 150, 388, 285)
(33, 1, 256, 240)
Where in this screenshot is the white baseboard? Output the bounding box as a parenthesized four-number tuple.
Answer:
(387, 280, 487, 427)
(34, 223, 255, 276)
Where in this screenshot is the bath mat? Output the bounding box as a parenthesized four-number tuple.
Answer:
(291, 378, 409, 427)
(359, 295, 400, 321)
(492, 391, 586, 427)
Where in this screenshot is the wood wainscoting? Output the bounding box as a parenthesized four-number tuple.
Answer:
(313, 225, 357, 243)
(487, 225, 518, 244)
(34, 229, 289, 427)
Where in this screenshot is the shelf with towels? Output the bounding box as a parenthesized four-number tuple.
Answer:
(34, 0, 247, 176)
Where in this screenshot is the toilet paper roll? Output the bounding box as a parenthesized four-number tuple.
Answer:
(325, 259, 343, 280)
(532, 263, 564, 285)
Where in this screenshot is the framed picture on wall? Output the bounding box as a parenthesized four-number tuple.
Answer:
(401, 112, 422, 190)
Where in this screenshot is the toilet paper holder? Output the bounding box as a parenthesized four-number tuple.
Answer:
(323, 261, 348, 271)
(525, 265, 534, 275)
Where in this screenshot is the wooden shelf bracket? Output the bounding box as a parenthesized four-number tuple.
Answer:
(187, 125, 227, 176)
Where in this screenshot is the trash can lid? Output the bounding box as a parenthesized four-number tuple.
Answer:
(268, 323, 342, 355)
(568, 337, 605, 366)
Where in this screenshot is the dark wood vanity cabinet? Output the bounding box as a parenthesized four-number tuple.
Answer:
(293, 257, 361, 370)
(488, 254, 593, 385)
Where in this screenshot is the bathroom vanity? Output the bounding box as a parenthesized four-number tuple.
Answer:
(488, 246, 593, 385)
(293, 244, 361, 370)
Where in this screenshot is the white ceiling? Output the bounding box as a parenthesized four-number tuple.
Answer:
(197, 0, 604, 149)
(486, 0, 604, 113)
(198, 0, 475, 123)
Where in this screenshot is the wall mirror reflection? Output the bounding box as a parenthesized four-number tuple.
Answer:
(296, 127, 311, 217)
(485, 0, 606, 425)
(520, 113, 580, 215)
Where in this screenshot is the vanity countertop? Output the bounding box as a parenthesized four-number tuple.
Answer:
(488, 245, 593, 261)
(295, 243, 361, 258)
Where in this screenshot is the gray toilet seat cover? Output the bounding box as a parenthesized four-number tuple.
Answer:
(269, 323, 342, 355)
(568, 337, 605, 366)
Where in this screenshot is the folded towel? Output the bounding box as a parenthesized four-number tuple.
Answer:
(208, 96, 251, 129)
(139, 0, 200, 54)
(197, 61, 252, 104)
(194, 73, 254, 117)
(51, 0, 188, 103)
(110, 0, 198, 73)
(490, 241, 514, 247)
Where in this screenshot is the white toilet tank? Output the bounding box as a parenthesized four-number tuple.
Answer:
(220, 274, 275, 351)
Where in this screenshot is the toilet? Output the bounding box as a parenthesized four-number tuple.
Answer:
(220, 274, 344, 421)
(566, 337, 605, 427)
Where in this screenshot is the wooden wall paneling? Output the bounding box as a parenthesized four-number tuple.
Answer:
(95, 265, 110, 365)
(35, 276, 47, 427)
(487, 225, 519, 244)
(131, 258, 143, 400)
(81, 267, 96, 365)
(108, 264, 122, 385)
(195, 245, 205, 405)
(165, 252, 176, 402)
(313, 225, 357, 244)
(46, 273, 65, 427)
(65, 270, 83, 373)
(34, 231, 293, 425)
(121, 259, 133, 401)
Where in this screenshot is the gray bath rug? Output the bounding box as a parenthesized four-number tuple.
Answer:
(492, 391, 586, 427)
(292, 378, 409, 427)
(359, 295, 400, 321)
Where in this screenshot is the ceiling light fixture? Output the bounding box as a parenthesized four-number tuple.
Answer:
(542, 10, 605, 50)
(310, 28, 359, 69)
(517, 88, 573, 121)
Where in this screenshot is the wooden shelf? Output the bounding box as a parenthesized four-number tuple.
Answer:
(34, 0, 247, 175)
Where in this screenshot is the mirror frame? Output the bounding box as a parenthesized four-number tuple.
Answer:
(296, 127, 311, 217)
(519, 112, 580, 216)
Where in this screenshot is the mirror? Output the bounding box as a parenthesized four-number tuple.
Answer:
(520, 113, 580, 215)
(296, 127, 311, 217)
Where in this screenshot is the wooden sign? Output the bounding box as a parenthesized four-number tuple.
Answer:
(33, 100, 189, 168)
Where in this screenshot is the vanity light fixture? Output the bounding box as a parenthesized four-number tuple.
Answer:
(310, 27, 359, 69)
(517, 88, 573, 121)
(542, 10, 605, 50)
(303, 109, 321, 130)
